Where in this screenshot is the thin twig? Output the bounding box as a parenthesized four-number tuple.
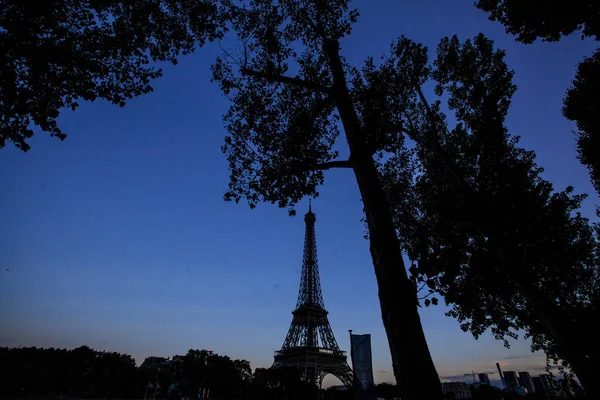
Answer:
(313, 160, 353, 169)
(242, 140, 263, 162)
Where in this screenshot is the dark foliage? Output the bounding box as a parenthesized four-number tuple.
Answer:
(171, 349, 252, 399)
(374, 382, 401, 399)
(563, 47, 600, 196)
(472, 384, 505, 400)
(250, 366, 317, 400)
(212, 0, 353, 214)
(381, 33, 600, 398)
(475, 0, 600, 43)
(324, 386, 354, 400)
(0, 346, 257, 400)
(475, 0, 600, 201)
(0, 346, 142, 398)
(0, 0, 224, 151)
(469, 2, 600, 392)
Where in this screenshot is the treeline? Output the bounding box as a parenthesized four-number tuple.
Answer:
(0, 346, 348, 400)
(0, 346, 141, 398)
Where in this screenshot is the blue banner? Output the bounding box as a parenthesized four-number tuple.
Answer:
(350, 334, 376, 400)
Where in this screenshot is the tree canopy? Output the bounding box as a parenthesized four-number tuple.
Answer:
(0, 346, 256, 400)
(0, 0, 223, 151)
(475, 0, 600, 43)
(465, 13, 600, 394)
(213, 0, 356, 214)
(563, 48, 600, 196)
(475, 0, 600, 201)
(381, 33, 600, 398)
(168, 349, 252, 399)
(251, 366, 318, 400)
(0, 346, 142, 398)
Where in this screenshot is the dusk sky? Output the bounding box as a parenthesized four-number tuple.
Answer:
(1, 0, 598, 388)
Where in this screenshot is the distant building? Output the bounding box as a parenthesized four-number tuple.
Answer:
(441, 382, 472, 399)
(532, 377, 548, 396)
(518, 372, 535, 394)
(478, 373, 491, 386)
(540, 374, 559, 397)
(140, 356, 170, 370)
(496, 363, 506, 389)
(503, 371, 520, 392)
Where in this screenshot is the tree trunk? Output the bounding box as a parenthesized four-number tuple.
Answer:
(569, 356, 599, 400)
(323, 38, 443, 400)
(355, 155, 443, 400)
(553, 319, 600, 400)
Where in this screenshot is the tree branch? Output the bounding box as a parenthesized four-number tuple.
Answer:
(313, 160, 353, 170)
(416, 281, 427, 294)
(417, 291, 434, 301)
(286, 160, 353, 176)
(242, 140, 264, 163)
(240, 67, 331, 94)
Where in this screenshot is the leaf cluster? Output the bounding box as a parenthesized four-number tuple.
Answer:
(384, 34, 600, 365)
(213, 0, 363, 213)
(475, 0, 600, 205)
(475, 0, 600, 43)
(1, 0, 224, 150)
(563, 48, 600, 197)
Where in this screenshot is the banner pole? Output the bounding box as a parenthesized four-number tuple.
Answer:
(348, 329, 353, 363)
(348, 330, 357, 400)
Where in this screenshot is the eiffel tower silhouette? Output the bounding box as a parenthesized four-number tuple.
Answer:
(272, 202, 353, 387)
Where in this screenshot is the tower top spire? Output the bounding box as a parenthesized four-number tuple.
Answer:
(305, 199, 315, 220)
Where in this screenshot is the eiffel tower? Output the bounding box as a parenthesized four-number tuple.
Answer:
(273, 202, 353, 387)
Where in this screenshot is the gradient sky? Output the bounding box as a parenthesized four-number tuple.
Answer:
(1, 0, 598, 389)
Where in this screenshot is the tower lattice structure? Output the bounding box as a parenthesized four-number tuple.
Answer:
(273, 203, 352, 387)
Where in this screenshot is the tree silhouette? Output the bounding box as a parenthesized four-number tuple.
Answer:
(0, 346, 143, 398)
(168, 349, 252, 399)
(0, 346, 253, 399)
(472, 384, 505, 400)
(0, 0, 224, 151)
(383, 34, 600, 399)
(375, 382, 400, 399)
(458, 5, 600, 392)
(250, 366, 316, 400)
(212, 1, 444, 398)
(474, 0, 600, 202)
(475, 0, 600, 43)
(563, 48, 600, 197)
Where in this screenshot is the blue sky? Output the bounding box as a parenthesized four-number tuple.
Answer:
(1, 0, 598, 388)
